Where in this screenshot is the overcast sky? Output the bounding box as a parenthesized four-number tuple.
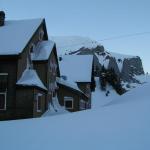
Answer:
(1, 0, 150, 72)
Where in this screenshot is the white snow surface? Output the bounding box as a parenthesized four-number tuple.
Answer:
(0, 18, 43, 55)
(59, 55, 93, 82)
(92, 77, 120, 108)
(51, 36, 138, 73)
(31, 40, 55, 61)
(56, 77, 84, 94)
(0, 81, 150, 150)
(42, 96, 68, 117)
(16, 69, 47, 90)
(51, 36, 100, 55)
(134, 74, 150, 83)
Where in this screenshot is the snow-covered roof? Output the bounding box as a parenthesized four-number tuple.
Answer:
(56, 77, 85, 94)
(0, 18, 43, 55)
(51, 36, 101, 55)
(31, 40, 55, 61)
(60, 55, 93, 82)
(16, 69, 47, 91)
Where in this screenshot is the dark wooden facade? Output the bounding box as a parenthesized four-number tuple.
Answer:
(57, 82, 88, 112)
(33, 45, 60, 110)
(0, 19, 59, 120)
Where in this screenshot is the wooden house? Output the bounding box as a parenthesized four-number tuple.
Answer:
(0, 14, 60, 120)
(57, 55, 95, 111)
(56, 78, 88, 112)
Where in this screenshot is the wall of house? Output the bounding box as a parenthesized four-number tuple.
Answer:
(0, 21, 48, 121)
(0, 58, 17, 120)
(16, 87, 46, 119)
(17, 22, 48, 80)
(33, 49, 58, 110)
(15, 87, 34, 119)
(76, 82, 91, 109)
(33, 89, 46, 117)
(57, 85, 81, 112)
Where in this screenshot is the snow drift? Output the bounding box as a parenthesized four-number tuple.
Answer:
(0, 81, 150, 150)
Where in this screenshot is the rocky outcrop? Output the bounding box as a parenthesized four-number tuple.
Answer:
(69, 45, 104, 55)
(72, 45, 145, 82)
(108, 57, 120, 76)
(52, 36, 145, 83)
(121, 57, 144, 82)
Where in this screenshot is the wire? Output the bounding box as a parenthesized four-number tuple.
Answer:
(99, 31, 150, 41)
(56, 31, 150, 48)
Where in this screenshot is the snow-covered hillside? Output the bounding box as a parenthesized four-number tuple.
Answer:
(0, 80, 150, 150)
(51, 36, 144, 82)
(92, 77, 120, 109)
(51, 36, 100, 55)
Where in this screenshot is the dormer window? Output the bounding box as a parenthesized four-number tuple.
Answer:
(39, 30, 44, 41)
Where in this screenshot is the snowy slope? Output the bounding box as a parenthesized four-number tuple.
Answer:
(92, 77, 120, 109)
(1, 82, 150, 150)
(51, 36, 100, 55)
(51, 36, 142, 74)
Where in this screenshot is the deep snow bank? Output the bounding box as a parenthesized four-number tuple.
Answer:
(0, 82, 150, 150)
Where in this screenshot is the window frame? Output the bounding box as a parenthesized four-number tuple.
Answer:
(36, 93, 42, 112)
(0, 73, 8, 110)
(0, 92, 7, 110)
(64, 97, 74, 109)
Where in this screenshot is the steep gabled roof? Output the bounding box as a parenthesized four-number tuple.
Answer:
(60, 55, 93, 83)
(16, 69, 47, 91)
(0, 18, 43, 55)
(31, 40, 55, 61)
(56, 77, 88, 100)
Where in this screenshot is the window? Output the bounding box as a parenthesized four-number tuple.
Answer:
(39, 30, 44, 41)
(0, 93, 6, 110)
(0, 73, 8, 110)
(36, 93, 42, 112)
(64, 97, 73, 109)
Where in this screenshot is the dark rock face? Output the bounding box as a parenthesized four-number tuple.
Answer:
(68, 44, 145, 83)
(121, 57, 144, 82)
(70, 45, 104, 55)
(108, 57, 120, 76)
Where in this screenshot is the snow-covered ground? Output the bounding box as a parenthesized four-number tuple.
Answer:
(92, 77, 120, 109)
(0, 77, 150, 150)
(42, 96, 68, 117)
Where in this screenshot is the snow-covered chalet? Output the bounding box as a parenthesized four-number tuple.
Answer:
(0, 12, 60, 120)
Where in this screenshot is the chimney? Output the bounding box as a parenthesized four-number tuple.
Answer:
(0, 11, 5, 26)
